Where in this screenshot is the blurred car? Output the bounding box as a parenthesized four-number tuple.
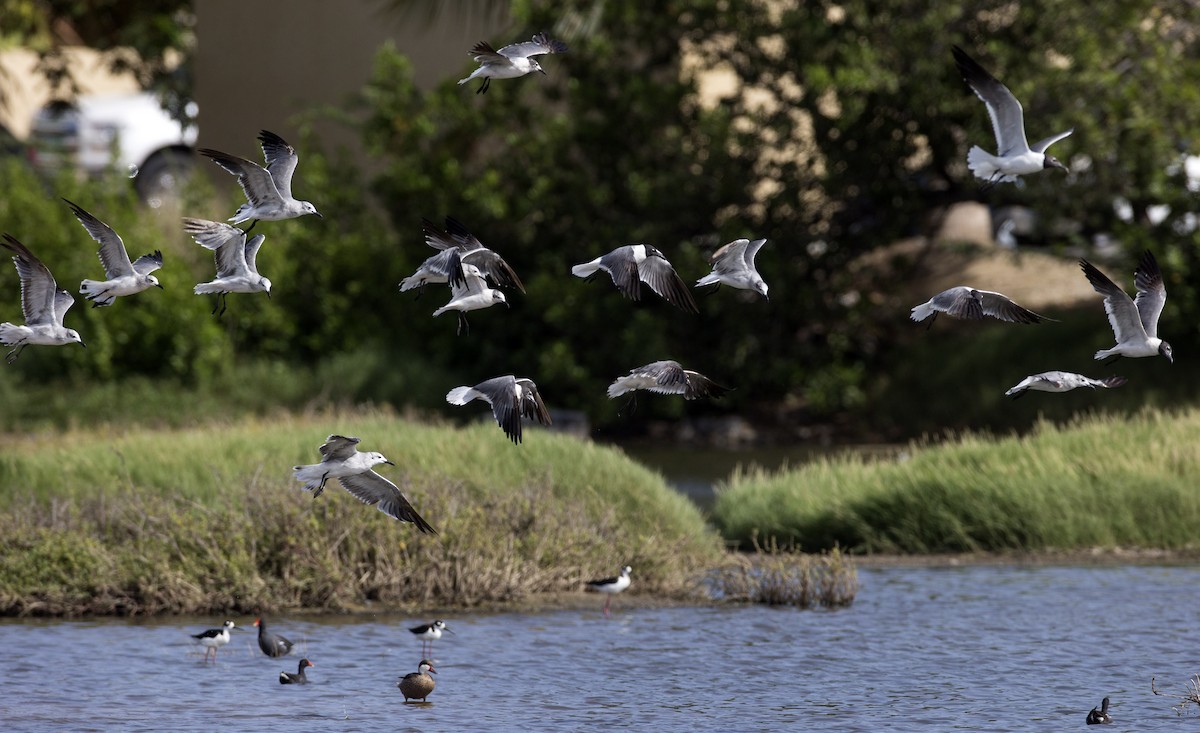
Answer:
(27, 92, 198, 206)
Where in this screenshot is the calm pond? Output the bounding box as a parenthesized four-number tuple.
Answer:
(3, 564, 1199, 731)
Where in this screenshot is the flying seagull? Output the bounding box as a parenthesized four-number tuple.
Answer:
(910, 286, 1049, 327)
(695, 238, 769, 298)
(1080, 251, 1172, 363)
(607, 360, 730, 400)
(1004, 372, 1127, 399)
(432, 262, 508, 335)
(952, 45, 1072, 185)
(198, 130, 321, 232)
(184, 218, 271, 316)
(65, 199, 163, 307)
(0, 235, 84, 363)
(458, 32, 568, 94)
(445, 375, 552, 444)
(572, 244, 699, 313)
(293, 434, 436, 534)
(400, 217, 524, 295)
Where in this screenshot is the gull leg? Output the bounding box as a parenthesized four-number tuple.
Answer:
(456, 312, 470, 336)
(218, 293, 229, 318)
(477, 77, 490, 94)
(702, 284, 721, 297)
(5, 344, 25, 364)
(1102, 354, 1121, 365)
(243, 220, 258, 236)
(313, 472, 329, 498)
(925, 312, 937, 331)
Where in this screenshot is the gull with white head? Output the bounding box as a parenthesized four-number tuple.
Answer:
(1080, 251, 1172, 363)
(910, 286, 1049, 328)
(695, 238, 769, 298)
(607, 360, 730, 401)
(1004, 372, 1127, 399)
(184, 218, 271, 317)
(65, 199, 163, 307)
(458, 32, 568, 94)
(446, 375, 552, 444)
(432, 262, 508, 335)
(953, 45, 1072, 186)
(400, 217, 524, 295)
(572, 244, 698, 313)
(199, 130, 321, 232)
(0, 235, 84, 363)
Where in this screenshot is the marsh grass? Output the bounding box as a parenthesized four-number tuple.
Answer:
(712, 409, 1200, 554)
(1152, 675, 1200, 716)
(0, 410, 723, 615)
(709, 540, 858, 608)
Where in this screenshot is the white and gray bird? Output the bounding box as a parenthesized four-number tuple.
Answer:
(446, 375, 552, 444)
(585, 566, 631, 616)
(185, 218, 271, 316)
(953, 45, 1072, 185)
(0, 235, 84, 363)
(572, 244, 698, 313)
(432, 262, 508, 335)
(191, 620, 239, 663)
(910, 286, 1048, 327)
(400, 217, 524, 294)
(458, 32, 568, 94)
(695, 238, 769, 298)
(1080, 252, 1172, 363)
(1004, 372, 1127, 399)
(199, 130, 321, 230)
(607, 360, 730, 400)
(293, 434, 436, 534)
(66, 199, 163, 307)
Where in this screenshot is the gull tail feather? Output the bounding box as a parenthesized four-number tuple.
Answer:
(0, 323, 23, 346)
(572, 260, 602, 278)
(79, 280, 116, 306)
(446, 386, 475, 405)
(910, 301, 936, 323)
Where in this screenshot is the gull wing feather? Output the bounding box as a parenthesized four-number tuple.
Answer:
(516, 378, 552, 428)
(63, 199, 133, 278)
(336, 471, 437, 534)
(599, 248, 642, 300)
(445, 217, 525, 292)
(468, 41, 508, 64)
(198, 148, 282, 208)
(1, 235, 58, 326)
(639, 253, 699, 313)
(473, 375, 523, 443)
(975, 290, 1047, 324)
(953, 46, 1029, 156)
(1030, 128, 1073, 155)
(52, 288, 75, 326)
(243, 235, 266, 276)
(1132, 251, 1166, 339)
(498, 33, 568, 59)
(709, 239, 750, 275)
(131, 251, 164, 276)
(257, 130, 299, 201)
(1080, 259, 1146, 343)
(682, 369, 730, 399)
(318, 435, 361, 462)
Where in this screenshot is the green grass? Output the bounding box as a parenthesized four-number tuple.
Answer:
(712, 408, 1200, 553)
(0, 410, 725, 615)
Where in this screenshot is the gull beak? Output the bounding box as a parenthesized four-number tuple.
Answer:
(384, 460, 395, 466)
(538, 67, 547, 76)
(155, 283, 164, 289)
(79, 342, 86, 349)
(315, 211, 324, 219)
(266, 291, 272, 300)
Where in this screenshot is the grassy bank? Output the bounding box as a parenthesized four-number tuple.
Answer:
(0, 410, 728, 615)
(712, 408, 1200, 553)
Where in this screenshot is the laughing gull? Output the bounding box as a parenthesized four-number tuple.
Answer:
(398, 660, 436, 702)
(1004, 372, 1127, 399)
(952, 45, 1072, 185)
(184, 218, 270, 316)
(1080, 251, 1172, 363)
(607, 360, 730, 400)
(572, 244, 699, 313)
(198, 130, 321, 232)
(585, 566, 631, 617)
(293, 435, 437, 533)
(279, 659, 314, 685)
(458, 32, 568, 94)
(65, 199, 163, 306)
(446, 375, 552, 444)
(695, 238, 769, 298)
(910, 286, 1049, 326)
(1086, 697, 1113, 725)
(191, 620, 239, 663)
(0, 235, 84, 363)
(409, 620, 451, 657)
(432, 262, 508, 335)
(400, 217, 524, 294)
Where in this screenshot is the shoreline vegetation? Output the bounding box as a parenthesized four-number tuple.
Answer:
(0, 409, 854, 616)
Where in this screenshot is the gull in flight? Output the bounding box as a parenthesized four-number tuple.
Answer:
(0, 235, 84, 363)
(65, 199, 163, 307)
(1004, 372, 1127, 399)
(910, 286, 1049, 327)
(184, 218, 271, 316)
(199, 130, 321, 232)
(1080, 251, 1172, 363)
(293, 434, 436, 534)
(446, 375, 552, 444)
(432, 262, 508, 335)
(695, 237, 769, 298)
(953, 45, 1072, 185)
(458, 32, 568, 94)
(400, 217, 524, 295)
(572, 244, 698, 313)
(607, 360, 730, 402)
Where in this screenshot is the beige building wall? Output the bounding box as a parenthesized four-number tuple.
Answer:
(0, 48, 142, 138)
(194, 0, 507, 160)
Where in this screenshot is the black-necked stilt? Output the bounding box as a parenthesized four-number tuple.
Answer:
(279, 658, 314, 685)
(398, 659, 437, 701)
(585, 566, 632, 616)
(254, 617, 295, 658)
(191, 620, 238, 662)
(1086, 696, 1113, 725)
(409, 620, 451, 657)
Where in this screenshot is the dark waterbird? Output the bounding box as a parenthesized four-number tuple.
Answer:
(254, 617, 294, 658)
(279, 658, 314, 685)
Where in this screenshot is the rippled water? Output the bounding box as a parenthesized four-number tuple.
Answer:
(3, 564, 1198, 731)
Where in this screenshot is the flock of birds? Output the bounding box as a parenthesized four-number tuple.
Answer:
(0, 30, 1176, 718)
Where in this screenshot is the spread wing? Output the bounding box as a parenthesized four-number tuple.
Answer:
(199, 148, 282, 207)
(1030, 129, 1073, 155)
(64, 199, 133, 278)
(682, 369, 730, 400)
(445, 217, 525, 292)
(639, 252, 699, 313)
(744, 238, 767, 268)
(952, 46, 1029, 156)
(467, 41, 508, 65)
(498, 33, 568, 59)
(1080, 259, 1146, 343)
(472, 375, 524, 443)
(2, 235, 59, 326)
(928, 287, 984, 319)
(449, 263, 487, 298)
(53, 288, 75, 327)
(336, 471, 437, 534)
(516, 378, 552, 428)
(243, 234, 266, 276)
(1132, 250, 1166, 338)
(709, 239, 751, 275)
(599, 247, 642, 300)
(318, 434, 361, 462)
(975, 290, 1047, 324)
(257, 130, 299, 201)
(131, 251, 164, 276)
